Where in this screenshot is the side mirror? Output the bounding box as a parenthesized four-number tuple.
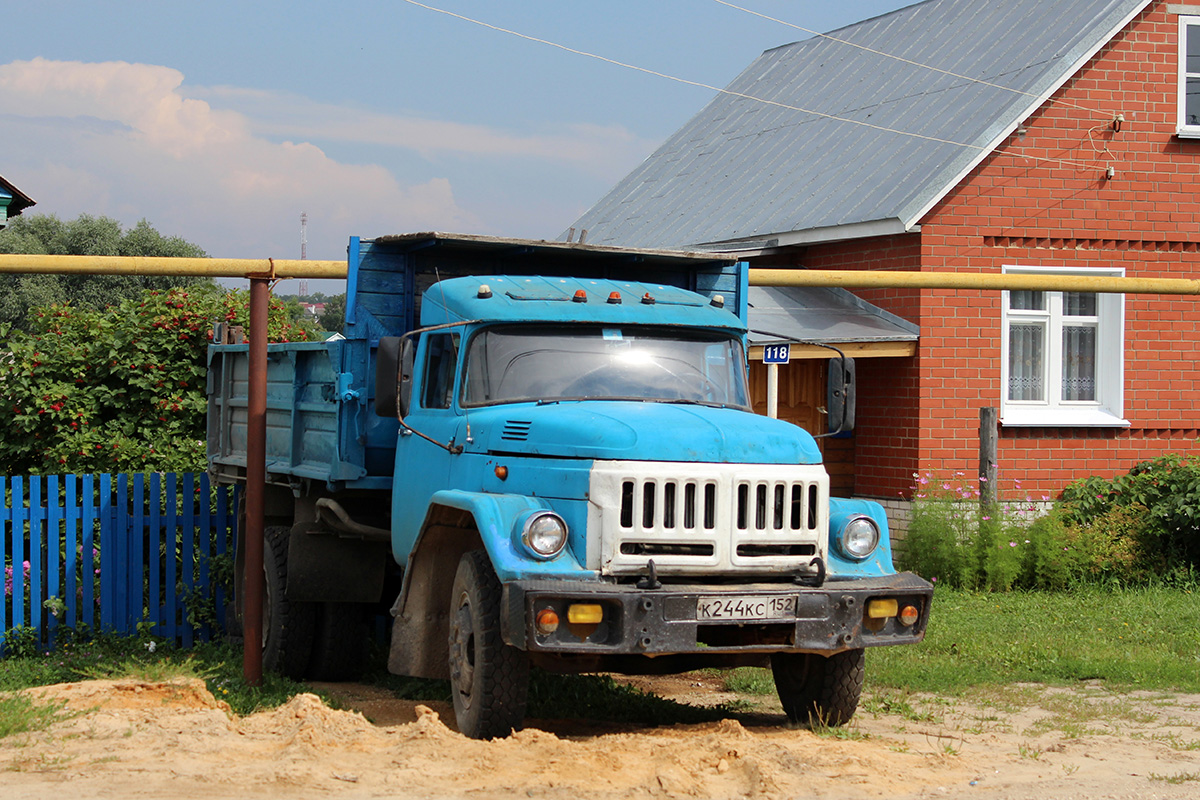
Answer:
(826, 356, 856, 433)
(375, 336, 417, 419)
(397, 338, 415, 418)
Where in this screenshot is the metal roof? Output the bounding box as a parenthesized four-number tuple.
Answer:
(747, 286, 919, 346)
(567, 0, 1151, 251)
(0, 174, 35, 218)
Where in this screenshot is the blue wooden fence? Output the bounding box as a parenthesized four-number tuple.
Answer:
(1, 473, 239, 652)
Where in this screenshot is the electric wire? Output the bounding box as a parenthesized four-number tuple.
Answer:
(399, 0, 1114, 173)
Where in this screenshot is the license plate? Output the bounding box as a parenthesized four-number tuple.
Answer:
(696, 595, 796, 621)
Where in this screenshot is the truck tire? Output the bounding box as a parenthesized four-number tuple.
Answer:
(770, 648, 864, 727)
(448, 550, 529, 739)
(263, 525, 316, 679)
(306, 602, 368, 681)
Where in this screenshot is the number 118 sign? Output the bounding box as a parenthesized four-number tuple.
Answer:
(762, 344, 790, 365)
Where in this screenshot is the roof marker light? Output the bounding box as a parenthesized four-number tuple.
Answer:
(477, 284, 493, 299)
(711, 294, 725, 308)
(573, 289, 588, 303)
(607, 291, 622, 304)
(641, 292, 656, 305)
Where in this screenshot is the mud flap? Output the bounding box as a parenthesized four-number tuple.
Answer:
(286, 522, 389, 603)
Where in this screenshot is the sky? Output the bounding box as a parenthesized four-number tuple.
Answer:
(0, 0, 914, 293)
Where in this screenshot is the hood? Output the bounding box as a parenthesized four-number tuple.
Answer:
(464, 402, 821, 464)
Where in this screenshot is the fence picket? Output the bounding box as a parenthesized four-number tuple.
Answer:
(1, 476, 8, 635)
(12, 476, 26, 630)
(1, 473, 238, 654)
(65, 476, 78, 629)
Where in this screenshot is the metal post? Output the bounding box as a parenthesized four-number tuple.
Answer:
(767, 363, 780, 419)
(242, 277, 269, 686)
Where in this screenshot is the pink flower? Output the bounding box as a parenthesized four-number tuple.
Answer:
(1009, 542, 1018, 547)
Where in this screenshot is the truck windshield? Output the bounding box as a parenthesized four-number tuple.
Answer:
(461, 325, 751, 408)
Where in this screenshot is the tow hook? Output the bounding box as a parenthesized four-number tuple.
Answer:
(794, 556, 826, 588)
(637, 559, 663, 590)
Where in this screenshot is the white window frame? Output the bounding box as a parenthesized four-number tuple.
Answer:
(1000, 265, 1127, 428)
(1178, 15, 1200, 137)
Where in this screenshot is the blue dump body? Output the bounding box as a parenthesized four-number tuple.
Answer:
(206, 232, 931, 739)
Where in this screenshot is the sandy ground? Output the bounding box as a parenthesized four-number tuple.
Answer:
(3, 675, 1200, 800)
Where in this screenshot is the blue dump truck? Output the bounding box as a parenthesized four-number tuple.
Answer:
(207, 233, 932, 739)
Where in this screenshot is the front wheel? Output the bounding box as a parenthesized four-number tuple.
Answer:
(448, 550, 529, 739)
(770, 648, 864, 727)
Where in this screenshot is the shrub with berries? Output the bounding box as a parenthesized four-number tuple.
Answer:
(0, 284, 320, 474)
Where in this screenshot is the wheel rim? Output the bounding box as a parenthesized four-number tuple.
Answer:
(449, 591, 476, 709)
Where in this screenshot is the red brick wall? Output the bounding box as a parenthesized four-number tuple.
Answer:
(885, 1, 1200, 500)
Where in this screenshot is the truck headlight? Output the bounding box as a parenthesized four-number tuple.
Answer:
(837, 515, 879, 560)
(521, 511, 568, 559)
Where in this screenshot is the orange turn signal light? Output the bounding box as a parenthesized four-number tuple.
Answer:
(536, 608, 560, 635)
(573, 289, 588, 303)
(898, 605, 920, 627)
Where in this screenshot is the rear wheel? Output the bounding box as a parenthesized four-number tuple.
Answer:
(262, 526, 315, 679)
(770, 648, 864, 727)
(448, 550, 529, 739)
(306, 602, 368, 681)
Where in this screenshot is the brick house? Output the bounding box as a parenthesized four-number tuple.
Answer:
(568, 0, 1200, 518)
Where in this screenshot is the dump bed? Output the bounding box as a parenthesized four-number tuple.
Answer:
(207, 233, 743, 491)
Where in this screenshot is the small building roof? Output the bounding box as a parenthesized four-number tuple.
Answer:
(0, 174, 35, 221)
(747, 286, 919, 346)
(567, 0, 1150, 251)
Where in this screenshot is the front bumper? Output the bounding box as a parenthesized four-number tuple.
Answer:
(501, 572, 932, 657)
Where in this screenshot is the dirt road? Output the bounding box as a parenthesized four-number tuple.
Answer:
(3, 675, 1199, 799)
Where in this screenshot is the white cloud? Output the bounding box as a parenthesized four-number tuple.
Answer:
(191, 85, 653, 177)
(0, 58, 508, 257)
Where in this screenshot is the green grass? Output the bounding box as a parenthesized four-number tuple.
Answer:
(0, 693, 70, 740)
(868, 585, 1200, 693)
(713, 585, 1200, 700)
(0, 635, 315, 717)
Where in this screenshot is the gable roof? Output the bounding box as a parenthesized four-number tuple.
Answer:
(568, 0, 1151, 251)
(0, 174, 35, 218)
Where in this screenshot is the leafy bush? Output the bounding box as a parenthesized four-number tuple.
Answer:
(0, 284, 319, 474)
(1060, 454, 1200, 573)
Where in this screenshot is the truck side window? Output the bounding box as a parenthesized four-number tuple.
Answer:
(422, 333, 459, 410)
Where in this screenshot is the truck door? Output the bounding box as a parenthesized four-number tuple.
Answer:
(391, 331, 462, 563)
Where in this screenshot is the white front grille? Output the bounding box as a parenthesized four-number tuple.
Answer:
(587, 461, 829, 576)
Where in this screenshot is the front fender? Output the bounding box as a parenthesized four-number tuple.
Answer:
(827, 498, 897, 577)
(422, 489, 596, 582)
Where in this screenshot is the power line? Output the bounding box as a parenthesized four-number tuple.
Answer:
(399, 0, 1107, 172)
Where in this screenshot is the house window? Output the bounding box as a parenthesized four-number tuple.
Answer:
(1178, 16, 1200, 136)
(1000, 266, 1127, 427)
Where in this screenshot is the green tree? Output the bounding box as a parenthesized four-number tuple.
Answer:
(0, 214, 210, 333)
(0, 285, 319, 475)
(318, 294, 346, 334)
